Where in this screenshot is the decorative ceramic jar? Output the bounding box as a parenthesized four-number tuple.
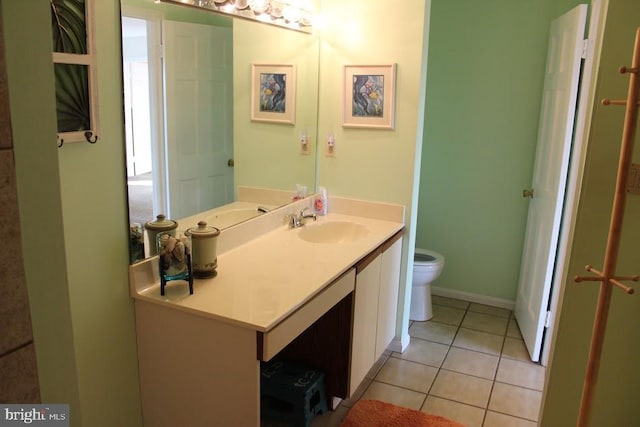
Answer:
(144, 214, 178, 256)
(186, 221, 220, 278)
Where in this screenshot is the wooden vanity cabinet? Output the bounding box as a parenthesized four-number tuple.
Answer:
(349, 230, 403, 395)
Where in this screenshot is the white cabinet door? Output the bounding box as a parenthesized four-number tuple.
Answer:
(376, 236, 402, 361)
(350, 254, 382, 395)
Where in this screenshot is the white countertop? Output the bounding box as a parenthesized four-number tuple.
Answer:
(130, 199, 404, 332)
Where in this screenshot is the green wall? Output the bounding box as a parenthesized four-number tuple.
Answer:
(4, 0, 142, 425)
(2, 0, 81, 419)
(417, 0, 583, 302)
(233, 18, 319, 193)
(542, 0, 640, 424)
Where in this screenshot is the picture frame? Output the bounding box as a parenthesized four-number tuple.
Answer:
(251, 64, 296, 124)
(343, 64, 396, 129)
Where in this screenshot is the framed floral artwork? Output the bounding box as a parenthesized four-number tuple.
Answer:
(343, 64, 396, 129)
(251, 64, 296, 124)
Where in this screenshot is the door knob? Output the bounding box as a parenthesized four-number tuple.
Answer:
(522, 189, 534, 199)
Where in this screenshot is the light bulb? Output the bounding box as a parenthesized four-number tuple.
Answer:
(248, 0, 269, 14)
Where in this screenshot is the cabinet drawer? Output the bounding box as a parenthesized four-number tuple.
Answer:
(258, 269, 355, 361)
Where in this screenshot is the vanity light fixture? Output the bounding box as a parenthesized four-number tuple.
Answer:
(158, 0, 315, 34)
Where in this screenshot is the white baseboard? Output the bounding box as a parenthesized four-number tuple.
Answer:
(388, 333, 410, 353)
(431, 286, 515, 311)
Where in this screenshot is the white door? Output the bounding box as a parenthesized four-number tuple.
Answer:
(163, 21, 234, 219)
(128, 61, 153, 175)
(515, 4, 587, 363)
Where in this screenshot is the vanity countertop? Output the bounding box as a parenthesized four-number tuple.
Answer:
(131, 208, 404, 332)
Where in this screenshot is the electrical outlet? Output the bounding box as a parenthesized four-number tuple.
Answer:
(326, 133, 336, 157)
(299, 134, 310, 155)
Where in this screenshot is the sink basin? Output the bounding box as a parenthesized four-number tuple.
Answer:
(297, 221, 369, 244)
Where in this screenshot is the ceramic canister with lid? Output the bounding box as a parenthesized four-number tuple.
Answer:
(186, 221, 220, 278)
(144, 214, 178, 256)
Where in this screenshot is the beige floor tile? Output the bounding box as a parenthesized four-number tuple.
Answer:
(441, 347, 499, 380)
(496, 358, 545, 391)
(421, 396, 485, 427)
(507, 318, 523, 339)
(393, 338, 449, 367)
(360, 381, 426, 410)
(375, 357, 438, 393)
(431, 305, 466, 326)
(502, 337, 531, 362)
(483, 411, 538, 427)
(432, 295, 470, 310)
(488, 382, 542, 421)
(453, 328, 504, 356)
(409, 321, 458, 345)
(429, 370, 493, 408)
(468, 303, 511, 318)
(462, 311, 509, 336)
(310, 405, 349, 427)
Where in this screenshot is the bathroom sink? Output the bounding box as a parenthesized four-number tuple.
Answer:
(297, 221, 369, 244)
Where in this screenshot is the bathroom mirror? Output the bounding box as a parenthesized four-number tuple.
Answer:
(121, 0, 319, 262)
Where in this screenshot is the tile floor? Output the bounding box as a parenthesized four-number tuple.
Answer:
(310, 295, 545, 427)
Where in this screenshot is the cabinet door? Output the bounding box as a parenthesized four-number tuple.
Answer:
(375, 237, 403, 360)
(350, 254, 382, 395)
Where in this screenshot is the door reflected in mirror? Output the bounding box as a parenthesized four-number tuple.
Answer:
(121, 0, 319, 263)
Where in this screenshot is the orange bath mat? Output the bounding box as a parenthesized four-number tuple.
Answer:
(340, 399, 466, 427)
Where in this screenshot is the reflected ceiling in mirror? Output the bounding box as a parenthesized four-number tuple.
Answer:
(158, 0, 314, 34)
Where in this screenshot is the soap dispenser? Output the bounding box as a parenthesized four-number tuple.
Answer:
(314, 187, 328, 216)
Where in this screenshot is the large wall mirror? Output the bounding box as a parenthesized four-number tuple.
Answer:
(121, 0, 319, 262)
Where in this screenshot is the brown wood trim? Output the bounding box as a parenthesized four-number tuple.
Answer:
(355, 228, 404, 274)
(355, 246, 382, 274)
(380, 228, 404, 252)
(256, 332, 264, 360)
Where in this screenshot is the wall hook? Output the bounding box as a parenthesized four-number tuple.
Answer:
(57, 136, 64, 148)
(84, 131, 98, 144)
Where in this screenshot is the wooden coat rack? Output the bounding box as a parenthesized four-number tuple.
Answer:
(573, 27, 640, 426)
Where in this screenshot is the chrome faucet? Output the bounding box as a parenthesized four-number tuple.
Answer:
(286, 207, 317, 228)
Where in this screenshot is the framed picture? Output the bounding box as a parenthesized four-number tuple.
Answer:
(343, 64, 396, 129)
(251, 64, 296, 124)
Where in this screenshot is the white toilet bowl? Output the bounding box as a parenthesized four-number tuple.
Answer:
(410, 248, 445, 321)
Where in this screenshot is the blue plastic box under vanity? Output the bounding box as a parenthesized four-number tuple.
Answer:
(260, 360, 328, 427)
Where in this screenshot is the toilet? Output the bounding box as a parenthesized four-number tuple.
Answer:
(410, 248, 445, 321)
